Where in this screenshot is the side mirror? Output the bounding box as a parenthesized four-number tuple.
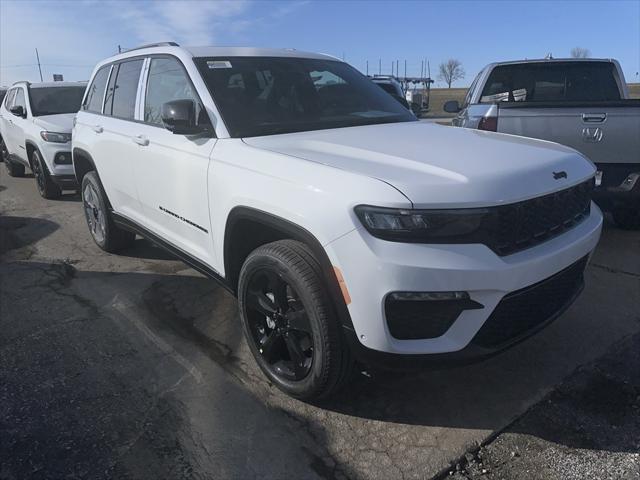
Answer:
(391, 94, 411, 110)
(443, 100, 461, 113)
(10, 105, 25, 117)
(161, 99, 203, 135)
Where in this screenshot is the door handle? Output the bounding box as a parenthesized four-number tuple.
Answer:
(132, 135, 149, 146)
(582, 113, 606, 123)
(92, 125, 103, 133)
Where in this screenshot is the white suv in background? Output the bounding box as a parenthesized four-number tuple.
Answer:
(73, 43, 602, 399)
(0, 81, 86, 198)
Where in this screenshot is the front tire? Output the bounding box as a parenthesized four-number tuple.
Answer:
(81, 171, 135, 252)
(612, 207, 640, 230)
(238, 240, 352, 400)
(31, 149, 61, 199)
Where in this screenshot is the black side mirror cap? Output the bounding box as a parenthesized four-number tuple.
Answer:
(10, 105, 25, 117)
(161, 99, 208, 135)
(443, 100, 461, 113)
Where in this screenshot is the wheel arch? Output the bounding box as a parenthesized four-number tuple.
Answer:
(25, 140, 39, 169)
(72, 147, 97, 184)
(224, 206, 354, 329)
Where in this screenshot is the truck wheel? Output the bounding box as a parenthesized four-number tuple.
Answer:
(2, 140, 25, 177)
(238, 240, 352, 400)
(31, 149, 61, 199)
(81, 171, 135, 252)
(612, 207, 640, 230)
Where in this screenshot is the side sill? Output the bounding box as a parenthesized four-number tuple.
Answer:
(111, 212, 234, 295)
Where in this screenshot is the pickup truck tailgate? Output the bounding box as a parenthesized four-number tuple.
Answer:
(496, 102, 640, 166)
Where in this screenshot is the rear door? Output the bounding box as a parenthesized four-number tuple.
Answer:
(96, 59, 146, 222)
(130, 56, 217, 266)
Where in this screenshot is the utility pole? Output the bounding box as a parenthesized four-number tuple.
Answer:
(427, 60, 431, 79)
(366, 60, 369, 76)
(404, 60, 407, 79)
(420, 60, 424, 78)
(35, 48, 43, 82)
(396, 60, 399, 78)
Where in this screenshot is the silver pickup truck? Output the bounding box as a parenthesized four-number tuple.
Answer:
(445, 58, 640, 229)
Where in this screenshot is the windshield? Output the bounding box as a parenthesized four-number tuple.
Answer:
(29, 86, 86, 116)
(194, 56, 416, 137)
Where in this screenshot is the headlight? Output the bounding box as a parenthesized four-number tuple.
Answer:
(40, 131, 71, 143)
(354, 205, 489, 242)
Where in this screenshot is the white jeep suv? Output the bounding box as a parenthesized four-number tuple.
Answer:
(73, 43, 602, 399)
(0, 81, 86, 198)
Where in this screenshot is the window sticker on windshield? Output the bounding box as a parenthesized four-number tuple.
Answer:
(207, 60, 232, 69)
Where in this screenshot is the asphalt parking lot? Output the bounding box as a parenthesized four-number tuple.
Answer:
(1, 169, 639, 480)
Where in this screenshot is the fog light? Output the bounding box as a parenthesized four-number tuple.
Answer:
(54, 152, 71, 165)
(385, 291, 484, 340)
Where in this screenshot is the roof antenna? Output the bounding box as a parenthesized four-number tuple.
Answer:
(545, 52, 553, 60)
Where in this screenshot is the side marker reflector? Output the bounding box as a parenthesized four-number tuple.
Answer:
(333, 266, 351, 305)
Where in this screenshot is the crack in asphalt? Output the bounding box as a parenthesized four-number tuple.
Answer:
(589, 262, 640, 279)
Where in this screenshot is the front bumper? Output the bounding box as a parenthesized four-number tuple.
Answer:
(325, 203, 603, 358)
(51, 174, 78, 190)
(38, 142, 76, 186)
(592, 163, 640, 210)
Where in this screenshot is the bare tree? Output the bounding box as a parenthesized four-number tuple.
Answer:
(438, 59, 465, 88)
(571, 47, 591, 58)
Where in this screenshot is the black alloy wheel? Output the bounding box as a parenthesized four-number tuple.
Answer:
(238, 240, 352, 399)
(244, 268, 314, 381)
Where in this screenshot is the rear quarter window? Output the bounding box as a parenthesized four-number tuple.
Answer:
(480, 62, 621, 103)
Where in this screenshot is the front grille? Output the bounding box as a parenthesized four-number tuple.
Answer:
(489, 179, 593, 256)
(472, 256, 588, 348)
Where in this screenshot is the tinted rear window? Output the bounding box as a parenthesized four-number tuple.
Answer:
(30, 86, 85, 116)
(480, 62, 621, 103)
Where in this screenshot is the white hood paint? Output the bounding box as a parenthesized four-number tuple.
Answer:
(244, 121, 596, 208)
(32, 113, 75, 134)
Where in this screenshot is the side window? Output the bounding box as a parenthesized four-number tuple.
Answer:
(13, 89, 26, 110)
(84, 65, 110, 113)
(107, 59, 144, 119)
(144, 57, 208, 126)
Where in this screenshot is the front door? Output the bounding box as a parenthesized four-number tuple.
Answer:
(131, 56, 217, 267)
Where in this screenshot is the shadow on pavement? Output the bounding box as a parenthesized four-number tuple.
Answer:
(0, 215, 59, 255)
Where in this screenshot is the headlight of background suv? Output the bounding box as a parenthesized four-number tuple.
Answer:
(354, 205, 490, 243)
(40, 131, 71, 143)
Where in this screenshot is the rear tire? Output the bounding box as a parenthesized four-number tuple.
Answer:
(238, 240, 353, 400)
(81, 171, 135, 252)
(612, 207, 640, 230)
(32, 149, 61, 199)
(2, 140, 25, 177)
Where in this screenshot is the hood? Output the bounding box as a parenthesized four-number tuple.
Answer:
(243, 121, 596, 208)
(32, 113, 75, 133)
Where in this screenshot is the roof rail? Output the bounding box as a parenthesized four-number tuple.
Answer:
(124, 42, 179, 53)
(12, 80, 30, 86)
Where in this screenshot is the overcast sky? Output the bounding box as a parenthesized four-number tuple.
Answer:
(1, 0, 639, 87)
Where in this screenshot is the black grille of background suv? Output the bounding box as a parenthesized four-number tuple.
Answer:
(472, 256, 589, 348)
